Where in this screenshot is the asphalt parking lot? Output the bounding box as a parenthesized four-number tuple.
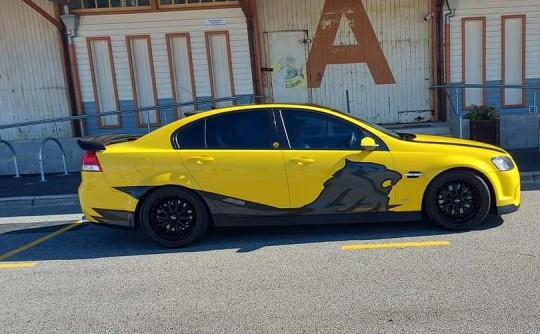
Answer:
(1, 184, 539, 333)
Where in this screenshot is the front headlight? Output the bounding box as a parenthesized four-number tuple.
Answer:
(491, 156, 514, 171)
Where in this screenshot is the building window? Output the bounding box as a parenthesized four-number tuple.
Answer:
(126, 35, 160, 127)
(502, 15, 526, 107)
(69, 0, 151, 10)
(160, 0, 235, 4)
(462, 17, 486, 109)
(87, 37, 121, 128)
(166, 33, 197, 118)
(205, 31, 235, 108)
(69, 0, 236, 11)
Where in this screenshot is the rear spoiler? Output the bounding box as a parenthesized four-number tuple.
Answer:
(77, 134, 142, 151)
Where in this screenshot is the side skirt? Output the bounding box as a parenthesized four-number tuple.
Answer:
(497, 204, 519, 215)
(212, 212, 422, 227)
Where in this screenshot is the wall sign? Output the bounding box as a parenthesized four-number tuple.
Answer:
(205, 18, 228, 27)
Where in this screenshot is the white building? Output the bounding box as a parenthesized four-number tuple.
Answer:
(0, 0, 539, 149)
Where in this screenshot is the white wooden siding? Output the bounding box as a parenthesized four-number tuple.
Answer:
(256, 0, 432, 124)
(0, 0, 71, 140)
(73, 8, 253, 110)
(449, 0, 540, 84)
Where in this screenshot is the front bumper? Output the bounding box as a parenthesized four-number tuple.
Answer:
(497, 204, 520, 215)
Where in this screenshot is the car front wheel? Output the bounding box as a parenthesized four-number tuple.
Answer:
(139, 187, 209, 247)
(425, 171, 491, 230)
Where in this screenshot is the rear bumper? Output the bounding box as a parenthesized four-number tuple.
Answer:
(79, 172, 139, 228)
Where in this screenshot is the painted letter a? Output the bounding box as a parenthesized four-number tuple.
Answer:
(306, 0, 396, 88)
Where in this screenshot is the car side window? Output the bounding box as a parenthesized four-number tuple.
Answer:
(281, 110, 364, 150)
(174, 118, 205, 149)
(206, 110, 273, 149)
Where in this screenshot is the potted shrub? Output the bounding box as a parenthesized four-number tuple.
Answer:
(466, 105, 500, 146)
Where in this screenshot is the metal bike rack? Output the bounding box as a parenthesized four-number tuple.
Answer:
(38, 137, 69, 182)
(0, 140, 21, 178)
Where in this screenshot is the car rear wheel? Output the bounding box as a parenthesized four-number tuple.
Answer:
(139, 187, 209, 247)
(425, 171, 491, 230)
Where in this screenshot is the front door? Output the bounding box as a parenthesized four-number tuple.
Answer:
(264, 30, 310, 103)
(279, 109, 401, 215)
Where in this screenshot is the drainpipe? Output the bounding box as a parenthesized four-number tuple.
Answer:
(60, 5, 85, 136)
(443, 0, 456, 85)
(444, 0, 456, 23)
(434, 0, 446, 121)
(443, 0, 458, 136)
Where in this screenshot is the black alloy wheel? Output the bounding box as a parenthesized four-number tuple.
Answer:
(140, 187, 209, 247)
(425, 171, 491, 230)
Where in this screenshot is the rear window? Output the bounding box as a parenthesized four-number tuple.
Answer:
(174, 119, 205, 149)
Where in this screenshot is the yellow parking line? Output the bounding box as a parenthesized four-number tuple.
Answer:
(0, 220, 83, 262)
(0, 262, 38, 269)
(341, 240, 451, 250)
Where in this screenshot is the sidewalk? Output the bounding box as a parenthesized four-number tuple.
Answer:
(0, 173, 81, 198)
(0, 148, 539, 200)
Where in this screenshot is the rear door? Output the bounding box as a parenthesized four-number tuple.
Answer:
(175, 109, 290, 217)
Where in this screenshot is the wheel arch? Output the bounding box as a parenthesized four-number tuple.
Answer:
(133, 184, 214, 229)
(422, 167, 497, 216)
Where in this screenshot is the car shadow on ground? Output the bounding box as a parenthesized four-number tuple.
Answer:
(1, 214, 504, 262)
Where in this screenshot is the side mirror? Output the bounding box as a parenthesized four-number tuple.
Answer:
(360, 137, 379, 151)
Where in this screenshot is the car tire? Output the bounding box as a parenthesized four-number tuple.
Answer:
(139, 187, 209, 247)
(424, 171, 491, 230)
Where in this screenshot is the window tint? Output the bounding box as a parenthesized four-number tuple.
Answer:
(175, 119, 205, 149)
(281, 110, 364, 150)
(206, 110, 273, 149)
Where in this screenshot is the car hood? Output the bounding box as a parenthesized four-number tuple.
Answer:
(407, 134, 508, 154)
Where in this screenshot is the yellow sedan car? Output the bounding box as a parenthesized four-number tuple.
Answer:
(78, 104, 520, 247)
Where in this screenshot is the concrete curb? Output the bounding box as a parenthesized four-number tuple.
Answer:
(0, 213, 83, 225)
(0, 194, 79, 206)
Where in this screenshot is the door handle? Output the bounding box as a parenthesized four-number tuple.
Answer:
(290, 157, 315, 165)
(188, 156, 215, 164)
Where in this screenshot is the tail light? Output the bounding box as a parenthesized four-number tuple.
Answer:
(82, 151, 103, 172)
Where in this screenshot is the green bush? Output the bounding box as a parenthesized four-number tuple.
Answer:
(465, 105, 499, 121)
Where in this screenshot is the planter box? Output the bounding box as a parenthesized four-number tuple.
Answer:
(470, 119, 500, 146)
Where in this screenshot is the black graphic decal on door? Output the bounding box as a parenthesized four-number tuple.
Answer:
(296, 160, 402, 214)
(114, 161, 403, 217)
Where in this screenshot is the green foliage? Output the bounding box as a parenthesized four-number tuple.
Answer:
(465, 105, 499, 121)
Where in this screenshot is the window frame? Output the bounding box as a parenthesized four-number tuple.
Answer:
(126, 35, 160, 127)
(69, 0, 239, 14)
(461, 17, 487, 109)
(172, 109, 279, 150)
(276, 108, 387, 151)
(87, 36, 122, 128)
(501, 14, 526, 108)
